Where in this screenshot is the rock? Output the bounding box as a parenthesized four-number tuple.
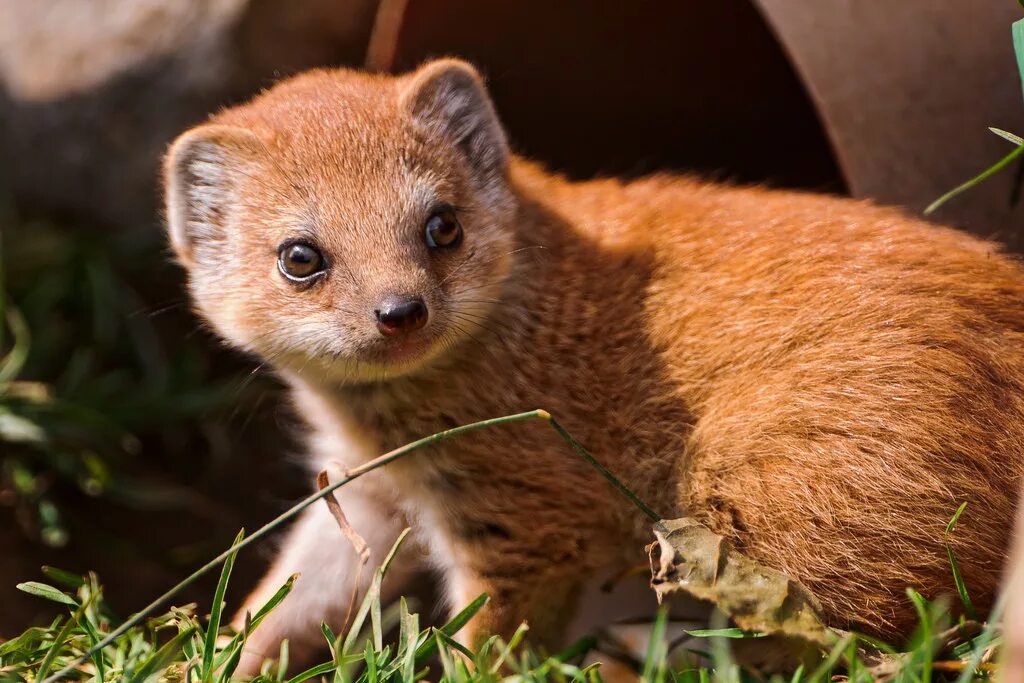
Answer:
(0, 0, 378, 232)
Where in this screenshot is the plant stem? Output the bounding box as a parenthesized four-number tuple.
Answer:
(543, 411, 661, 522)
(924, 143, 1024, 215)
(42, 408, 658, 683)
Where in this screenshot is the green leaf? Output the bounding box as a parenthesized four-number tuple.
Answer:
(0, 626, 52, 656)
(201, 528, 243, 681)
(16, 581, 78, 607)
(991, 127, 1024, 146)
(685, 627, 766, 639)
(1014, 18, 1024, 101)
(40, 566, 86, 590)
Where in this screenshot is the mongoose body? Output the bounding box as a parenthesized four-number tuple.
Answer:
(164, 60, 1024, 670)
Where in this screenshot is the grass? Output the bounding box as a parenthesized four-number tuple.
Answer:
(924, 14, 1024, 215)
(0, 212, 1011, 682)
(0, 210, 270, 548)
(0, 411, 1009, 682)
(5, 9, 1024, 677)
(0, 523, 1007, 682)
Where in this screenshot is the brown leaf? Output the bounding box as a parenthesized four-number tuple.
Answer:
(317, 469, 370, 565)
(648, 517, 835, 651)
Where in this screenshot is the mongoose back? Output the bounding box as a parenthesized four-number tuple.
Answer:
(164, 59, 1024, 670)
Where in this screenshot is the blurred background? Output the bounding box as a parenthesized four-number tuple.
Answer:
(1, 0, 1022, 633)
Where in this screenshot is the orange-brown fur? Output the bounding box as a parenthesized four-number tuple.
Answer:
(163, 60, 1024, 670)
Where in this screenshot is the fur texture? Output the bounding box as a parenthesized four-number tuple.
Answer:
(163, 59, 1024, 671)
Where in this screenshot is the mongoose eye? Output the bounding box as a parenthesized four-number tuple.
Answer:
(278, 241, 325, 281)
(424, 209, 462, 249)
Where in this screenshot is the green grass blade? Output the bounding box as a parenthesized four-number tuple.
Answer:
(321, 621, 338, 662)
(201, 528, 243, 681)
(943, 502, 977, 620)
(435, 629, 475, 660)
(277, 639, 289, 682)
(545, 413, 661, 521)
(433, 629, 461, 681)
(370, 582, 384, 652)
(128, 625, 198, 683)
(685, 628, 764, 639)
(488, 622, 529, 675)
(806, 632, 854, 683)
(213, 573, 295, 672)
(247, 573, 297, 632)
(363, 640, 378, 683)
(286, 661, 340, 683)
(34, 612, 79, 682)
(641, 606, 669, 683)
(925, 143, 1024, 215)
(550, 635, 596, 664)
(342, 529, 412, 657)
(398, 599, 420, 683)
(414, 593, 489, 662)
(216, 641, 245, 683)
(0, 305, 29, 384)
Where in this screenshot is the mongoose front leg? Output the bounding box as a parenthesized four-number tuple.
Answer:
(233, 479, 418, 676)
(448, 554, 585, 651)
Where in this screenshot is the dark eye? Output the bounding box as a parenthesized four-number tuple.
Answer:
(424, 209, 462, 249)
(278, 241, 325, 281)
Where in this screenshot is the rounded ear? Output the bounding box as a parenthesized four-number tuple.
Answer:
(400, 59, 509, 183)
(163, 124, 264, 268)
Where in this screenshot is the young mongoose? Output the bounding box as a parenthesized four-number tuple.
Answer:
(164, 59, 1024, 669)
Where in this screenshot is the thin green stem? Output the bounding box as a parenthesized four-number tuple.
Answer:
(42, 408, 657, 682)
(924, 143, 1024, 215)
(544, 411, 661, 521)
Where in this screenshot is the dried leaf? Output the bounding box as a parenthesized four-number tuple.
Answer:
(648, 517, 835, 651)
(317, 468, 370, 564)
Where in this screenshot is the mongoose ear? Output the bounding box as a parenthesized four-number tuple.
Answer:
(163, 124, 263, 268)
(401, 59, 509, 182)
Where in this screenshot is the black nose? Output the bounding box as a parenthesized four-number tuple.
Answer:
(375, 296, 428, 336)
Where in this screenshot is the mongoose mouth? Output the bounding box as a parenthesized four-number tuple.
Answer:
(381, 337, 432, 364)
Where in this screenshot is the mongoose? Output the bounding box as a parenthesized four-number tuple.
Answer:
(163, 59, 1024, 670)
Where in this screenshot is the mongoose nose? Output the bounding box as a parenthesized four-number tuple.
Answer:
(375, 296, 428, 336)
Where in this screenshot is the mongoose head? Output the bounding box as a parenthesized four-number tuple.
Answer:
(164, 59, 517, 383)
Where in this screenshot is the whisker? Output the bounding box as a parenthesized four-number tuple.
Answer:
(438, 246, 479, 286)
